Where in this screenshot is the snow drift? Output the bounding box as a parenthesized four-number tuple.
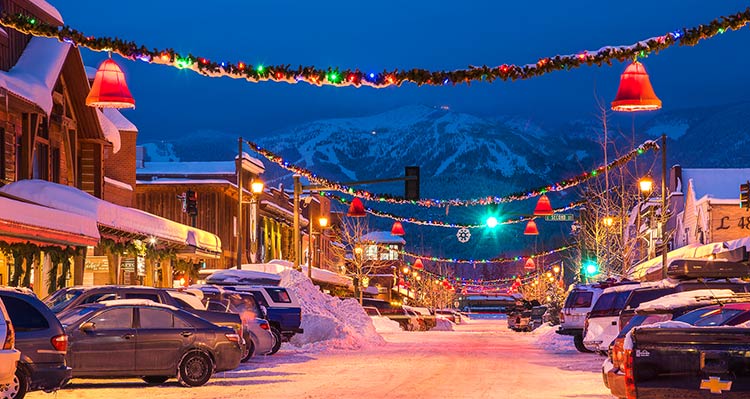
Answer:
(279, 269, 385, 351)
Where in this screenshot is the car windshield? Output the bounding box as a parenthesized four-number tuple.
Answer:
(58, 305, 99, 327)
(625, 288, 674, 310)
(44, 288, 83, 313)
(590, 291, 632, 316)
(564, 291, 594, 308)
(675, 307, 746, 326)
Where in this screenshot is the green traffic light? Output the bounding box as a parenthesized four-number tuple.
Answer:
(583, 261, 598, 276)
(486, 216, 498, 228)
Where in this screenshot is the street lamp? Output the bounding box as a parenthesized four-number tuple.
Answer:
(639, 176, 654, 197)
(236, 137, 265, 269)
(309, 215, 329, 280)
(602, 216, 615, 227)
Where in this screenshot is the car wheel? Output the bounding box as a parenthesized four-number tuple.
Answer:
(241, 335, 255, 362)
(267, 327, 282, 355)
(2, 368, 29, 399)
(142, 376, 169, 385)
(178, 351, 213, 387)
(574, 334, 593, 353)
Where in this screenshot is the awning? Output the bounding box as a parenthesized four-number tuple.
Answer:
(0, 194, 99, 247)
(0, 180, 220, 256)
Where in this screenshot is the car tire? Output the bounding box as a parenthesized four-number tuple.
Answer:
(268, 327, 282, 355)
(177, 351, 213, 387)
(241, 335, 255, 362)
(142, 376, 169, 385)
(574, 334, 593, 353)
(3, 367, 29, 399)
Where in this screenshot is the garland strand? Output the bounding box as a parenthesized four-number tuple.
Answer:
(246, 138, 658, 206)
(2, 8, 749, 87)
(399, 244, 573, 264)
(325, 192, 582, 228)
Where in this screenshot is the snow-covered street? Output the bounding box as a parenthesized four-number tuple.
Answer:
(29, 318, 611, 399)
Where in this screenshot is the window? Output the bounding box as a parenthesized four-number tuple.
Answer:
(364, 245, 378, 260)
(90, 308, 133, 329)
(123, 293, 160, 302)
(82, 292, 116, 304)
(563, 291, 593, 309)
(0, 127, 5, 180)
(32, 142, 49, 180)
(265, 288, 291, 303)
(173, 314, 192, 329)
(0, 295, 49, 332)
(51, 147, 60, 183)
(139, 308, 175, 329)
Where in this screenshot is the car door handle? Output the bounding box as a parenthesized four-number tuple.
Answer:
(180, 331, 193, 337)
(122, 333, 134, 339)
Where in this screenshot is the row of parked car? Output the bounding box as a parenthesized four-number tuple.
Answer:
(556, 257, 750, 398)
(507, 300, 550, 332)
(0, 281, 303, 399)
(361, 298, 460, 331)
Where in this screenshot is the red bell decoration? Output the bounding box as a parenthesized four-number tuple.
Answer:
(86, 59, 136, 109)
(533, 194, 553, 216)
(390, 221, 405, 236)
(347, 197, 366, 217)
(523, 220, 539, 235)
(611, 61, 661, 112)
(413, 258, 424, 269)
(525, 258, 536, 269)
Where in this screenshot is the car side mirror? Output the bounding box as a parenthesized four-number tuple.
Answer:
(80, 321, 95, 332)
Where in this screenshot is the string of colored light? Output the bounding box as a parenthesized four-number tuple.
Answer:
(325, 192, 583, 228)
(246, 138, 658, 206)
(2, 8, 748, 87)
(399, 244, 573, 264)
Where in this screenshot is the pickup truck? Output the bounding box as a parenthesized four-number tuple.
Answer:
(627, 326, 750, 398)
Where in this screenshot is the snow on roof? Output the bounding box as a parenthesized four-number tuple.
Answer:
(28, 0, 64, 24)
(681, 169, 750, 201)
(206, 268, 283, 286)
(139, 161, 248, 175)
(0, 37, 70, 115)
(103, 108, 138, 132)
(0, 180, 221, 253)
(137, 178, 236, 185)
(359, 231, 406, 245)
(97, 110, 121, 153)
(637, 289, 737, 312)
(233, 261, 353, 288)
(0, 194, 100, 240)
(104, 177, 133, 191)
(98, 298, 177, 310)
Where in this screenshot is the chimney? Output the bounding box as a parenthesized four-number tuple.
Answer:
(136, 146, 145, 169)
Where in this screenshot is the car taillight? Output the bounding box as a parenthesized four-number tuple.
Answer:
(623, 349, 637, 399)
(225, 333, 241, 343)
(2, 321, 14, 350)
(611, 338, 625, 369)
(51, 334, 68, 352)
(559, 312, 565, 323)
(260, 322, 270, 330)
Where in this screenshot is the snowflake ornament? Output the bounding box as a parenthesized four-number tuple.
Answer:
(457, 228, 471, 243)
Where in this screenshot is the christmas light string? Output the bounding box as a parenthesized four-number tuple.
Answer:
(1, 8, 748, 88)
(325, 192, 583, 228)
(245, 138, 658, 206)
(399, 244, 573, 265)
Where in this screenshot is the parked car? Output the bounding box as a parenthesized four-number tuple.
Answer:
(44, 286, 244, 351)
(218, 285, 303, 346)
(404, 306, 435, 330)
(363, 306, 382, 317)
(602, 289, 739, 399)
(557, 283, 606, 352)
(58, 299, 242, 387)
(361, 298, 416, 331)
(182, 287, 276, 359)
(0, 288, 71, 399)
(530, 305, 549, 330)
(625, 302, 750, 398)
(434, 309, 461, 324)
(0, 296, 21, 388)
(582, 281, 641, 353)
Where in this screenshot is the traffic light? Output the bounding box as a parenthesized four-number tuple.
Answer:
(405, 166, 420, 200)
(741, 180, 750, 210)
(486, 216, 498, 228)
(185, 190, 198, 216)
(583, 260, 599, 277)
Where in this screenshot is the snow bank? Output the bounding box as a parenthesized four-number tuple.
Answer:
(533, 324, 577, 353)
(279, 269, 385, 352)
(371, 316, 402, 332)
(430, 317, 455, 331)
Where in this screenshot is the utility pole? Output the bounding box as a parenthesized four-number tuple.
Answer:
(236, 137, 244, 269)
(293, 175, 301, 271)
(660, 134, 668, 279)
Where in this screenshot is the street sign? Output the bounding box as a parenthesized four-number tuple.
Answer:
(544, 214, 575, 222)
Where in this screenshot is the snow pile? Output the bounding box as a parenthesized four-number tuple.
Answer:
(279, 269, 385, 351)
(532, 324, 577, 353)
(430, 317, 455, 331)
(371, 316, 402, 332)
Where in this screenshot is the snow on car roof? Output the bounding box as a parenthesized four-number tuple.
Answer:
(98, 299, 177, 310)
(636, 289, 737, 312)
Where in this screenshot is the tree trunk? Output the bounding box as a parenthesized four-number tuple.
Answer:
(10, 249, 23, 286)
(22, 252, 34, 287)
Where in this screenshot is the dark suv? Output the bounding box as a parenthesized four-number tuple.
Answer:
(0, 288, 71, 399)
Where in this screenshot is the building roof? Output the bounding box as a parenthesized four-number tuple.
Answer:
(359, 231, 406, 245)
(26, 0, 64, 24)
(103, 108, 138, 132)
(0, 37, 70, 115)
(681, 168, 750, 201)
(97, 110, 121, 153)
(0, 180, 221, 254)
(137, 153, 264, 176)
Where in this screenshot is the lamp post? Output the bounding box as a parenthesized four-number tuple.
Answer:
(634, 175, 654, 267)
(660, 134, 668, 279)
(249, 180, 264, 264)
(309, 215, 328, 280)
(236, 137, 264, 269)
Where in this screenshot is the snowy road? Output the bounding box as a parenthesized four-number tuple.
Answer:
(28, 318, 612, 399)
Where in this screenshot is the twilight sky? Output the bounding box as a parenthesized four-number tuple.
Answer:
(55, 0, 750, 142)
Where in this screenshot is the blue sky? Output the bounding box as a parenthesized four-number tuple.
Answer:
(55, 1, 750, 142)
